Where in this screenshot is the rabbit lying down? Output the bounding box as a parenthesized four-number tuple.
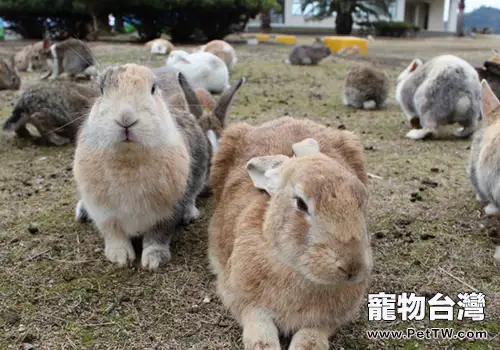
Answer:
(73, 64, 210, 270)
(396, 55, 481, 140)
(0, 57, 21, 91)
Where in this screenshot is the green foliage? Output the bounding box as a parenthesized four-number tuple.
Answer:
(299, 0, 394, 34)
(364, 20, 420, 37)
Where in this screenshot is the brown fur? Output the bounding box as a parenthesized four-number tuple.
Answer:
(208, 117, 371, 348)
(0, 57, 21, 91)
(200, 40, 236, 69)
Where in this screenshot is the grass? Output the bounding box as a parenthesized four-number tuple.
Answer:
(1, 35, 500, 349)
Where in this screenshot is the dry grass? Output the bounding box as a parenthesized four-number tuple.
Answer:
(0, 35, 499, 350)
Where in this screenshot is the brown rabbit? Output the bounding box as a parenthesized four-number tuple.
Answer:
(208, 117, 372, 350)
(0, 57, 21, 91)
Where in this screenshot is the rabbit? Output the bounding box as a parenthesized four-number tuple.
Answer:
(489, 49, 500, 65)
(476, 60, 500, 99)
(467, 80, 500, 263)
(343, 65, 389, 110)
(146, 38, 175, 55)
(208, 116, 372, 350)
(196, 40, 237, 70)
(396, 55, 481, 140)
(38, 38, 97, 81)
(73, 64, 210, 270)
(2, 81, 99, 145)
(166, 50, 230, 94)
(13, 41, 47, 72)
(286, 40, 332, 65)
(0, 57, 21, 91)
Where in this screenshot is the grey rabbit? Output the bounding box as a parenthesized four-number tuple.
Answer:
(343, 65, 389, 109)
(396, 55, 481, 140)
(3, 81, 99, 145)
(39, 38, 97, 80)
(0, 57, 21, 91)
(73, 64, 210, 269)
(286, 38, 332, 65)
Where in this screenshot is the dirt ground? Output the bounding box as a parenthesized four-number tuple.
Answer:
(1, 35, 499, 350)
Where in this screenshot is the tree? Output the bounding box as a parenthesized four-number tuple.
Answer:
(299, 0, 394, 35)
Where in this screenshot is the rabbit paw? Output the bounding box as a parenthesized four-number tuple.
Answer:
(484, 203, 500, 217)
(244, 340, 281, 350)
(454, 127, 474, 138)
(141, 244, 171, 270)
(105, 239, 136, 267)
(406, 129, 433, 140)
(75, 200, 91, 222)
(183, 204, 200, 224)
(362, 100, 377, 110)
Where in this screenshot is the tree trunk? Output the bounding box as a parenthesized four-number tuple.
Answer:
(335, 11, 353, 35)
(260, 9, 271, 33)
(115, 14, 124, 33)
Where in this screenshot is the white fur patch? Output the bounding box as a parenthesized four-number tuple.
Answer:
(104, 238, 136, 267)
(75, 199, 86, 221)
(141, 243, 171, 270)
(406, 129, 432, 140)
(484, 203, 500, 216)
(49, 44, 58, 79)
(363, 100, 377, 110)
(207, 130, 218, 153)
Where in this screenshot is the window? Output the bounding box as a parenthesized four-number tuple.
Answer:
(292, 0, 321, 17)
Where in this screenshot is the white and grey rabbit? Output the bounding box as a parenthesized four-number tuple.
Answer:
(286, 38, 332, 65)
(39, 38, 97, 80)
(396, 55, 481, 140)
(343, 65, 389, 109)
(73, 64, 210, 270)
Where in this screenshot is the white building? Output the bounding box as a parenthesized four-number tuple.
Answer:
(247, 0, 459, 33)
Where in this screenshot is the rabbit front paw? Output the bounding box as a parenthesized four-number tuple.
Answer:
(105, 239, 136, 267)
(141, 243, 171, 270)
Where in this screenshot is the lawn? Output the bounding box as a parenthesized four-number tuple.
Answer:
(0, 34, 499, 349)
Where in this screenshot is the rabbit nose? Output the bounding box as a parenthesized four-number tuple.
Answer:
(116, 109, 138, 128)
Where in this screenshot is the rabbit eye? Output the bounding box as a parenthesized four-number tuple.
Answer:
(151, 84, 156, 94)
(294, 196, 309, 214)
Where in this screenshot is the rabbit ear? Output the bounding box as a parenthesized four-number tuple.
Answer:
(409, 59, 422, 73)
(214, 77, 245, 124)
(292, 138, 320, 157)
(246, 155, 289, 195)
(481, 79, 500, 124)
(177, 72, 203, 118)
(43, 39, 51, 50)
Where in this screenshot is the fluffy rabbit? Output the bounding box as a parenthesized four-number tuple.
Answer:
(146, 38, 175, 55)
(196, 40, 237, 69)
(286, 39, 332, 65)
(467, 80, 500, 262)
(0, 57, 21, 91)
(208, 117, 372, 350)
(3, 81, 99, 145)
(476, 60, 500, 99)
(166, 50, 229, 93)
(13, 41, 47, 72)
(38, 38, 97, 80)
(73, 64, 209, 270)
(343, 65, 389, 110)
(396, 55, 481, 140)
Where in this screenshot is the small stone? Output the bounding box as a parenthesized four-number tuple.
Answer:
(410, 198, 417, 202)
(203, 297, 211, 303)
(430, 167, 440, 173)
(337, 124, 346, 130)
(420, 234, 436, 240)
(38, 178, 45, 184)
(374, 232, 385, 239)
(28, 225, 39, 234)
(49, 174, 57, 179)
(39, 156, 47, 161)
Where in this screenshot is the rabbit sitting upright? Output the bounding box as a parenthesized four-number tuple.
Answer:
(467, 80, 500, 263)
(73, 64, 209, 270)
(286, 38, 332, 65)
(0, 57, 21, 91)
(208, 117, 372, 350)
(396, 55, 481, 140)
(343, 65, 389, 110)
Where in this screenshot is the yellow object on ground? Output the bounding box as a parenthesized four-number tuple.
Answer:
(256, 34, 271, 41)
(275, 35, 297, 45)
(322, 36, 368, 55)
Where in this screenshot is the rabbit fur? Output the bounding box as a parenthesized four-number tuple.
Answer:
(287, 41, 332, 65)
(13, 41, 47, 72)
(196, 40, 237, 69)
(208, 117, 372, 350)
(396, 55, 481, 140)
(0, 57, 21, 91)
(343, 65, 389, 110)
(476, 60, 500, 99)
(467, 80, 500, 262)
(39, 38, 97, 81)
(3, 80, 99, 145)
(73, 64, 209, 270)
(166, 50, 230, 93)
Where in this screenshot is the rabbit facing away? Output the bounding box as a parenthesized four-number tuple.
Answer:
(166, 50, 230, 93)
(286, 40, 332, 65)
(38, 38, 97, 81)
(343, 65, 389, 110)
(145, 38, 175, 55)
(2, 81, 99, 146)
(396, 55, 481, 140)
(73, 64, 209, 270)
(467, 80, 500, 262)
(196, 40, 237, 70)
(0, 57, 21, 91)
(208, 117, 372, 350)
